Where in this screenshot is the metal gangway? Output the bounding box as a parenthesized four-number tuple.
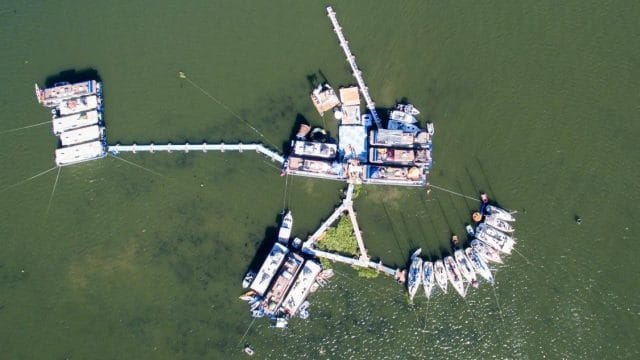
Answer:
(107, 142, 285, 164)
(326, 6, 383, 129)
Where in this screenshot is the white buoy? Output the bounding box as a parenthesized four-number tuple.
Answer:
(333, 108, 343, 120)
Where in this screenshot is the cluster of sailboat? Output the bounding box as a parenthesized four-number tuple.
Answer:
(407, 198, 517, 300)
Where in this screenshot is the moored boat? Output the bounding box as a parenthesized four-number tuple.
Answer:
(475, 224, 514, 254)
(277, 211, 294, 244)
(407, 249, 423, 302)
(484, 204, 516, 222)
(422, 261, 435, 299)
(455, 250, 479, 288)
(471, 239, 503, 264)
(242, 271, 256, 289)
(484, 214, 515, 233)
(465, 247, 494, 284)
(434, 260, 448, 294)
(445, 256, 466, 297)
(465, 224, 475, 236)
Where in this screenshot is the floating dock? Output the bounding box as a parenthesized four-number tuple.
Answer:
(108, 142, 284, 164)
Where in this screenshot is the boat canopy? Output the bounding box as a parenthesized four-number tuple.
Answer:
(60, 125, 102, 146)
(249, 243, 289, 296)
(58, 95, 99, 116)
(53, 110, 100, 135)
(55, 141, 106, 166)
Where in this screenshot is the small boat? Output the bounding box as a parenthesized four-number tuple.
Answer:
(454, 250, 479, 288)
(242, 271, 256, 289)
(485, 205, 516, 222)
(484, 214, 514, 233)
(299, 301, 310, 319)
(422, 261, 435, 299)
(251, 308, 265, 318)
(271, 317, 288, 329)
(318, 268, 335, 280)
(239, 290, 256, 301)
(465, 247, 494, 284)
(434, 260, 448, 294)
(407, 249, 423, 302)
(444, 256, 466, 297)
(316, 278, 328, 287)
(471, 239, 503, 264)
(244, 346, 255, 356)
(309, 282, 320, 293)
(475, 224, 515, 254)
(277, 211, 294, 244)
(465, 224, 475, 236)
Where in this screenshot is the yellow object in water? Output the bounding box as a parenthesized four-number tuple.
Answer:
(472, 212, 482, 222)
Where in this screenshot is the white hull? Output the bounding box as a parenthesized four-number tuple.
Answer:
(407, 249, 423, 301)
(465, 247, 494, 284)
(484, 215, 514, 233)
(422, 261, 435, 299)
(485, 205, 516, 222)
(445, 256, 466, 298)
(471, 239, 503, 264)
(455, 250, 478, 288)
(277, 211, 293, 244)
(476, 225, 514, 254)
(434, 260, 448, 294)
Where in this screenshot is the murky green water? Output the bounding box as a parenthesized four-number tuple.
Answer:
(1, 1, 639, 358)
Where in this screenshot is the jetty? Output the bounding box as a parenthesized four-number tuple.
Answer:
(108, 142, 284, 164)
(326, 6, 382, 129)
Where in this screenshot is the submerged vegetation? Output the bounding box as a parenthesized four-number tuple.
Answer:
(355, 266, 379, 279)
(317, 216, 358, 256)
(319, 257, 333, 269)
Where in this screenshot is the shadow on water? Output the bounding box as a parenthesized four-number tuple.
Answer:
(244, 226, 278, 275)
(282, 114, 309, 154)
(44, 69, 101, 87)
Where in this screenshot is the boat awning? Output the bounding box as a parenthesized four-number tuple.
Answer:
(53, 110, 100, 135)
(60, 125, 102, 146)
(55, 141, 105, 166)
(339, 86, 360, 106)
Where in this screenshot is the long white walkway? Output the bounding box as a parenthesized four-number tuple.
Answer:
(107, 142, 284, 164)
(326, 6, 383, 129)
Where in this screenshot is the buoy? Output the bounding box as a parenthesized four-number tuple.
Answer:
(243, 346, 255, 356)
(333, 108, 343, 120)
(472, 212, 483, 222)
(178, 71, 186, 79)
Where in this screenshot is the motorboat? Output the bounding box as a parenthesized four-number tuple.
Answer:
(475, 224, 514, 254)
(455, 250, 479, 288)
(444, 256, 466, 297)
(422, 261, 435, 299)
(484, 205, 516, 222)
(484, 214, 515, 233)
(434, 260, 448, 294)
(465, 247, 494, 284)
(465, 224, 475, 236)
(271, 317, 288, 329)
(471, 239, 503, 264)
(242, 271, 256, 289)
(407, 249, 423, 302)
(277, 211, 293, 244)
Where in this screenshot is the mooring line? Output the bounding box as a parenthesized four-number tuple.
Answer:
(0, 165, 58, 193)
(492, 281, 505, 322)
(109, 154, 165, 177)
(237, 317, 257, 348)
(46, 166, 62, 214)
(429, 184, 480, 202)
(179, 72, 279, 149)
(0, 120, 51, 134)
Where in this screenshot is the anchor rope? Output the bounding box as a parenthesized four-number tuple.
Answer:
(179, 72, 279, 149)
(429, 183, 480, 202)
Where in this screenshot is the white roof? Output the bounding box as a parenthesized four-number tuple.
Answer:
(55, 141, 105, 166)
(250, 243, 289, 296)
(58, 95, 99, 116)
(281, 260, 322, 315)
(53, 110, 100, 135)
(60, 125, 102, 146)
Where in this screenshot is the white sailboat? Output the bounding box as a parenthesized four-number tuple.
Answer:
(465, 247, 494, 285)
(485, 205, 516, 222)
(277, 211, 293, 244)
(445, 256, 466, 298)
(407, 249, 423, 302)
(422, 261, 435, 299)
(455, 250, 479, 288)
(434, 260, 448, 294)
(484, 214, 514, 233)
(471, 239, 503, 264)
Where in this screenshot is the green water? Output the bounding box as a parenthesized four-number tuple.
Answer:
(1, 1, 639, 358)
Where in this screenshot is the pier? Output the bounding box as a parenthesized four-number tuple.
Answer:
(326, 6, 383, 129)
(108, 142, 285, 164)
(302, 183, 400, 278)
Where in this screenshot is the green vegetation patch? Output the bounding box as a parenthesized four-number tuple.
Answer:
(316, 216, 358, 256)
(354, 266, 379, 279)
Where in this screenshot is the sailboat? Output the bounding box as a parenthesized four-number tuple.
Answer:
(407, 249, 423, 302)
(422, 261, 435, 299)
